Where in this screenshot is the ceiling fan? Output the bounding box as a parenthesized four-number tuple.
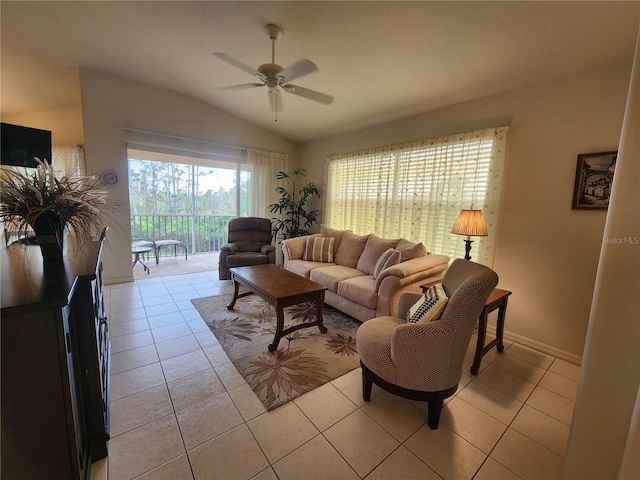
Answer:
(213, 24, 333, 118)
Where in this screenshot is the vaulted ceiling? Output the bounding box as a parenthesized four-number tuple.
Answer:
(2, 1, 639, 143)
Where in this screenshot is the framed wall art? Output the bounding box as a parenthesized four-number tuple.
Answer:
(572, 151, 617, 210)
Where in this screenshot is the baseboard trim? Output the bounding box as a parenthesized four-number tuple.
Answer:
(486, 325, 582, 366)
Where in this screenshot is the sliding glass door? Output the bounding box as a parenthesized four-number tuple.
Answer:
(128, 149, 249, 254)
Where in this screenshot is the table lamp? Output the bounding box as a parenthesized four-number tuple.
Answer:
(451, 209, 488, 261)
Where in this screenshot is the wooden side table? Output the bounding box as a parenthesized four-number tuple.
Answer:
(471, 288, 512, 374)
(420, 283, 512, 375)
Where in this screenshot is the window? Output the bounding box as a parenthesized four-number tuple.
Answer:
(127, 144, 288, 255)
(325, 127, 509, 265)
(128, 148, 250, 253)
(128, 155, 247, 216)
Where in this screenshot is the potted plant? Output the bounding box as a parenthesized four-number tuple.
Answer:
(268, 168, 321, 241)
(0, 158, 110, 260)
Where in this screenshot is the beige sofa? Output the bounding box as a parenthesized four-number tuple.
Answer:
(281, 227, 450, 322)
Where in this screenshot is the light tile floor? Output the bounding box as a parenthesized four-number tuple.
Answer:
(92, 270, 580, 480)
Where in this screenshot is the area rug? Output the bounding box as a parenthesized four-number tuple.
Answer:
(191, 294, 361, 410)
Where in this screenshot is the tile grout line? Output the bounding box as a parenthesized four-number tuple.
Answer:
(470, 347, 567, 479)
(461, 348, 531, 479)
(105, 275, 575, 480)
(161, 272, 262, 479)
(109, 279, 217, 480)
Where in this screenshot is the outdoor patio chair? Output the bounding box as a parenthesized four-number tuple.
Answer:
(132, 238, 188, 264)
(153, 239, 187, 264)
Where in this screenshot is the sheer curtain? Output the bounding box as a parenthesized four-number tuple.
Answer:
(1, 143, 86, 245)
(246, 148, 288, 217)
(1, 143, 85, 177)
(325, 127, 509, 266)
(52, 143, 86, 178)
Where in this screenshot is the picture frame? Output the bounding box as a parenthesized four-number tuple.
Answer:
(572, 151, 617, 210)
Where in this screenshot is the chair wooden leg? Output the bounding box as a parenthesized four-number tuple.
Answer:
(359, 360, 455, 429)
(362, 365, 373, 402)
(427, 395, 445, 429)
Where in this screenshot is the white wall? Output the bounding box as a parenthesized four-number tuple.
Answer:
(1, 104, 84, 145)
(5, 61, 630, 360)
(564, 32, 640, 480)
(79, 69, 298, 284)
(299, 60, 632, 360)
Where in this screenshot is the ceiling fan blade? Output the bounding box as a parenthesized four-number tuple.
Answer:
(220, 83, 264, 90)
(268, 88, 283, 112)
(282, 84, 333, 105)
(277, 59, 318, 83)
(212, 52, 260, 77)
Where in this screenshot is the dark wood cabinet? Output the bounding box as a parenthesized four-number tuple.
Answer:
(72, 254, 111, 461)
(1, 239, 110, 480)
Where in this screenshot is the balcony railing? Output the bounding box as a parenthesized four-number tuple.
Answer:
(131, 214, 234, 256)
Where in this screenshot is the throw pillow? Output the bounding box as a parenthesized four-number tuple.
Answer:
(357, 235, 400, 274)
(333, 231, 370, 268)
(303, 236, 335, 263)
(396, 239, 428, 262)
(407, 284, 448, 323)
(320, 225, 350, 254)
(372, 248, 401, 280)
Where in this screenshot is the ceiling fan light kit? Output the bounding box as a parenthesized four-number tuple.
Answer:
(214, 23, 333, 121)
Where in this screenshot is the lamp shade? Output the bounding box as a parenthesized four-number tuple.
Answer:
(451, 209, 488, 237)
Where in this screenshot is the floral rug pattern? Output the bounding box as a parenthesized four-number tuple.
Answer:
(191, 294, 361, 410)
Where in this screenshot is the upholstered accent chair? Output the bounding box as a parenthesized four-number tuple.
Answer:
(218, 217, 276, 280)
(356, 259, 498, 429)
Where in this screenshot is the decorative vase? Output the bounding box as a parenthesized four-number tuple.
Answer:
(31, 212, 65, 261)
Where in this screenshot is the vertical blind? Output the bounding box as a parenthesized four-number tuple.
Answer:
(324, 127, 509, 266)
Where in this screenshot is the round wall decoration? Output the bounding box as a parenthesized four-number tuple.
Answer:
(101, 171, 119, 186)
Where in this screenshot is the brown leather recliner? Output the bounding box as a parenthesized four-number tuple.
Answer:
(218, 217, 276, 280)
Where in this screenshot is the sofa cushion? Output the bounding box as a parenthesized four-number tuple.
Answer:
(334, 232, 370, 268)
(357, 235, 400, 274)
(286, 259, 331, 279)
(226, 252, 269, 268)
(396, 239, 428, 262)
(303, 236, 335, 263)
(321, 225, 350, 253)
(372, 248, 401, 280)
(310, 265, 366, 293)
(407, 284, 448, 323)
(337, 275, 378, 309)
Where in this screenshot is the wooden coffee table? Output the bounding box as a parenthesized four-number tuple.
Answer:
(227, 264, 328, 352)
